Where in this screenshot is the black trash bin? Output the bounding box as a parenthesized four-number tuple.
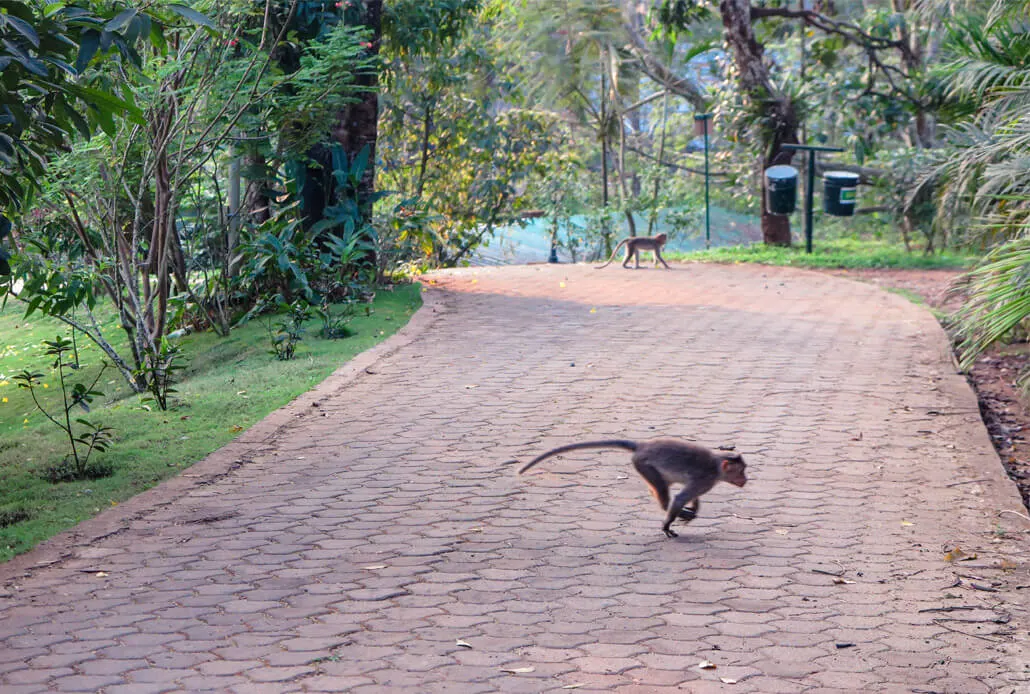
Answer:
(824, 171, 859, 217)
(765, 165, 798, 215)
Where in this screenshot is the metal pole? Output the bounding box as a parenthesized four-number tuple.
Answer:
(781, 143, 843, 254)
(805, 149, 815, 254)
(704, 117, 711, 250)
(694, 113, 712, 250)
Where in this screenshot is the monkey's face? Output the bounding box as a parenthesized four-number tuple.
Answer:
(721, 458, 748, 487)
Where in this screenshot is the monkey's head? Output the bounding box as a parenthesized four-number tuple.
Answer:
(719, 453, 747, 487)
(655, 233, 668, 243)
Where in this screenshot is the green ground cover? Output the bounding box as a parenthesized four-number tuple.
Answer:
(670, 238, 971, 269)
(0, 284, 422, 561)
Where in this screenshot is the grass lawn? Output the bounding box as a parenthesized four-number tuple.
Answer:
(669, 237, 972, 270)
(0, 284, 422, 562)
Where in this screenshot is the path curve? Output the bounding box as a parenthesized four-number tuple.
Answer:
(1, 263, 1028, 693)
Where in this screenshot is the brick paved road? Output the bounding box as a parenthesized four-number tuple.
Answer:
(2, 263, 1028, 693)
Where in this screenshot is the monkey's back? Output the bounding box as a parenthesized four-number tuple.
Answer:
(633, 439, 721, 488)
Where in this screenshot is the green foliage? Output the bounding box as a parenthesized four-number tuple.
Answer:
(137, 340, 186, 412)
(12, 337, 114, 482)
(953, 236, 1030, 370)
(267, 299, 312, 361)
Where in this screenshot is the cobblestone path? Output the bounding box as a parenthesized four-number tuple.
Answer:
(1, 263, 1027, 693)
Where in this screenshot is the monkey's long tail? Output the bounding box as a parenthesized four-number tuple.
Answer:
(518, 440, 638, 474)
(594, 240, 628, 269)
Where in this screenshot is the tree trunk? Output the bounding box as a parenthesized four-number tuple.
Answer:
(330, 0, 382, 227)
(719, 0, 800, 246)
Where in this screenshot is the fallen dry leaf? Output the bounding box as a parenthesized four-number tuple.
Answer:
(362, 565, 387, 570)
(500, 666, 536, 674)
(455, 639, 473, 649)
(901, 521, 914, 527)
(94, 572, 108, 578)
(774, 528, 789, 535)
(561, 685, 586, 690)
(559, 282, 567, 288)
(589, 308, 597, 314)
(720, 677, 738, 684)
(698, 660, 717, 670)
(832, 578, 856, 585)
(944, 547, 977, 562)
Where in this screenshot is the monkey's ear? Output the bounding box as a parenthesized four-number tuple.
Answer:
(722, 452, 743, 463)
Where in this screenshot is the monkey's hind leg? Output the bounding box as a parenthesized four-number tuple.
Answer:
(678, 499, 699, 522)
(662, 484, 704, 538)
(633, 461, 670, 510)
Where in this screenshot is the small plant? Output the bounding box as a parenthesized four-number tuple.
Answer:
(315, 300, 357, 339)
(136, 339, 186, 411)
(13, 336, 115, 482)
(268, 299, 312, 360)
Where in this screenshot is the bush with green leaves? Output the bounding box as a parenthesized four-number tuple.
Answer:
(13, 337, 114, 482)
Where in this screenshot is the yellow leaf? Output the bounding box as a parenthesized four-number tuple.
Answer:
(559, 282, 566, 288)
(901, 521, 914, 527)
(589, 308, 597, 314)
(42, 383, 48, 388)
(944, 547, 968, 562)
(471, 278, 478, 284)
(1, 397, 6, 403)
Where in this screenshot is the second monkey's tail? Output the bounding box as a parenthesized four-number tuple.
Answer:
(518, 440, 638, 474)
(595, 239, 628, 269)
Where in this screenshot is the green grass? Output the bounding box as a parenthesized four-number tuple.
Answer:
(669, 237, 973, 270)
(0, 284, 422, 561)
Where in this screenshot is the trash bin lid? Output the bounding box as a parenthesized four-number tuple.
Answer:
(824, 171, 860, 184)
(765, 165, 799, 181)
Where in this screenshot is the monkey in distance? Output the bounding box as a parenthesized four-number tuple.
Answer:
(519, 438, 747, 538)
(596, 233, 671, 269)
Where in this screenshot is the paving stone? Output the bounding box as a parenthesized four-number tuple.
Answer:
(0, 264, 1027, 693)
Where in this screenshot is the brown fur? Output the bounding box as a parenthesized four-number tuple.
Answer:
(519, 438, 747, 537)
(595, 234, 671, 269)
